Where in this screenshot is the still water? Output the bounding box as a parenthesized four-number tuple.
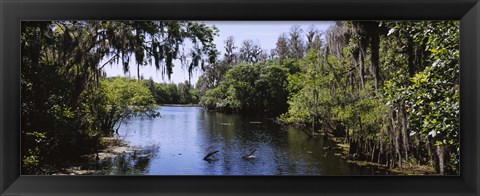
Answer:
(107, 106, 382, 175)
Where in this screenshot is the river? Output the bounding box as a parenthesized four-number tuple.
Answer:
(100, 106, 386, 175)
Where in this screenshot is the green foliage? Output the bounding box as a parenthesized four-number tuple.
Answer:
(200, 60, 290, 114)
(21, 21, 218, 173)
(281, 21, 459, 174)
(280, 49, 387, 139)
(94, 77, 159, 134)
(382, 21, 459, 173)
(177, 81, 200, 104)
(406, 22, 459, 172)
(22, 131, 52, 174)
(280, 50, 327, 125)
(145, 79, 199, 105)
(378, 21, 460, 173)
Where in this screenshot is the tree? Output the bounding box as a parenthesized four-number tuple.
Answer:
(275, 33, 289, 62)
(224, 36, 237, 64)
(387, 21, 459, 174)
(177, 80, 199, 104)
(200, 60, 289, 114)
(326, 22, 364, 90)
(288, 25, 305, 59)
(94, 77, 159, 134)
(239, 39, 264, 64)
(326, 21, 385, 93)
(353, 21, 384, 95)
(196, 36, 238, 95)
(306, 25, 323, 52)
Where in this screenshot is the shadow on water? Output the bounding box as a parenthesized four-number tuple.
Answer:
(55, 145, 160, 175)
(98, 145, 160, 175)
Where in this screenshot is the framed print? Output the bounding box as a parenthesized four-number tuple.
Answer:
(1, 0, 479, 195)
(15, 20, 462, 176)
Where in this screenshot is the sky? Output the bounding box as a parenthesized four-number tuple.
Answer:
(103, 21, 335, 84)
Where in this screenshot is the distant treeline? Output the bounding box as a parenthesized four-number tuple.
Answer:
(144, 79, 200, 105)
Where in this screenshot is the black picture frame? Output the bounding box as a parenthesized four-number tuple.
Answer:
(1, 0, 479, 195)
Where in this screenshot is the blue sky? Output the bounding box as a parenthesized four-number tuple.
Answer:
(103, 21, 335, 84)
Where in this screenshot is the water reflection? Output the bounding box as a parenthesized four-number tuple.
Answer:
(111, 106, 386, 175)
(99, 145, 159, 175)
(61, 145, 159, 175)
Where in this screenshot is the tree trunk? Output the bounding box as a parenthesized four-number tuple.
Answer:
(391, 110, 402, 168)
(426, 139, 434, 168)
(370, 31, 380, 95)
(345, 125, 350, 142)
(401, 103, 409, 160)
(406, 36, 416, 77)
(436, 145, 445, 175)
(396, 128, 403, 168)
(371, 141, 376, 162)
(137, 64, 141, 80)
(378, 133, 383, 164)
(311, 114, 315, 137)
(358, 51, 365, 90)
(350, 71, 355, 93)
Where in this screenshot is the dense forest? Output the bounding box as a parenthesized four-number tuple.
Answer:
(21, 21, 459, 175)
(197, 21, 459, 175)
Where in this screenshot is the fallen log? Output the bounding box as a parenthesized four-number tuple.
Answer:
(203, 150, 219, 161)
(242, 150, 257, 159)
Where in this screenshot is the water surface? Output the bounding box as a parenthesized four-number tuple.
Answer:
(109, 106, 382, 175)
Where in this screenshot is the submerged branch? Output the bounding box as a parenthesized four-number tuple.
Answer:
(203, 150, 219, 161)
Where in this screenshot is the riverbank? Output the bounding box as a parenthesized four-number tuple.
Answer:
(326, 134, 436, 175)
(53, 136, 134, 175)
